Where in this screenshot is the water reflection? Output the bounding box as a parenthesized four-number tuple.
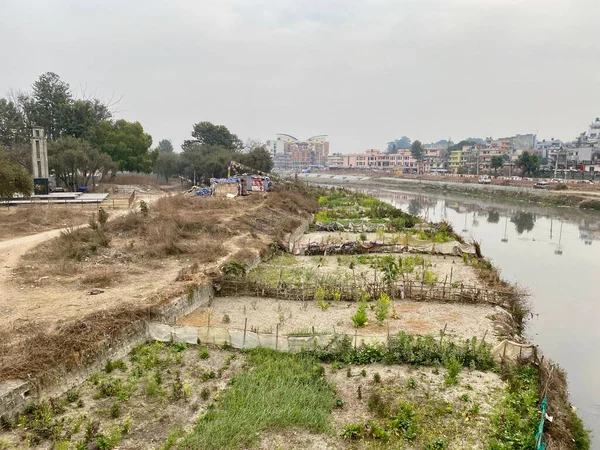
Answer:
(363, 187, 600, 445)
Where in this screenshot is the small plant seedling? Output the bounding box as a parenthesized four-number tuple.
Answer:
(346, 368, 352, 378)
(407, 377, 417, 389)
(361, 369, 367, 377)
(373, 373, 381, 383)
(199, 347, 210, 360)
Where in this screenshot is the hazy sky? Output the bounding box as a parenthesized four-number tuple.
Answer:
(2, 0, 599, 153)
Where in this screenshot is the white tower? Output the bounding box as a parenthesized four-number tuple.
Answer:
(31, 127, 49, 178)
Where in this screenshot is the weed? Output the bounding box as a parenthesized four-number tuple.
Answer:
(109, 401, 120, 418)
(171, 372, 185, 401)
(222, 314, 230, 324)
(460, 393, 470, 402)
(199, 347, 210, 360)
(388, 401, 418, 440)
(200, 388, 210, 401)
(104, 359, 127, 373)
(145, 372, 165, 397)
(139, 200, 149, 216)
(407, 377, 417, 389)
(444, 358, 461, 386)
(351, 300, 368, 328)
(341, 423, 364, 440)
(315, 286, 330, 310)
(361, 369, 367, 377)
(357, 386, 362, 400)
(96, 425, 122, 450)
(160, 424, 185, 450)
(368, 392, 390, 417)
(424, 438, 449, 450)
(423, 269, 438, 285)
(346, 367, 352, 378)
(375, 293, 390, 323)
(85, 420, 100, 443)
(359, 232, 367, 242)
(179, 349, 333, 450)
(66, 390, 80, 403)
(334, 398, 345, 409)
(373, 372, 382, 383)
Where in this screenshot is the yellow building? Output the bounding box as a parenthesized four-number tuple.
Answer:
(449, 150, 462, 172)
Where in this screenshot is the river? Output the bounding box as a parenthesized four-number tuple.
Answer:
(364, 186, 599, 447)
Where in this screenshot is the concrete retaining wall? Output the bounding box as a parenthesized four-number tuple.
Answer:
(0, 284, 213, 419)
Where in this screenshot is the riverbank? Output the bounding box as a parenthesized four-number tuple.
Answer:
(298, 172, 600, 210)
(0, 183, 590, 449)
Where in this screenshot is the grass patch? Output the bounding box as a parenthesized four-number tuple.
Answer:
(179, 348, 334, 450)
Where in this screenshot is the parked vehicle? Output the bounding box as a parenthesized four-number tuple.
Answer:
(577, 180, 594, 184)
(550, 178, 565, 183)
(478, 177, 491, 184)
(534, 181, 550, 189)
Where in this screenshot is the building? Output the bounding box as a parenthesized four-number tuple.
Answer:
(268, 134, 330, 170)
(31, 127, 49, 178)
(342, 149, 419, 171)
(327, 153, 344, 168)
(587, 117, 600, 144)
(449, 150, 462, 172)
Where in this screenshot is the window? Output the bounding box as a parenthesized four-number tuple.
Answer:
(37, 161, 42, 176)
(35, 140, 40, 159)
(35, 129, 40, 137)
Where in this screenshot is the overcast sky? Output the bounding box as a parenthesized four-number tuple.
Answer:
(2, 0, 599, 153)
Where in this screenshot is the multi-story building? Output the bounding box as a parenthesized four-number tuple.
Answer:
(449, 150, 462, 172)
(327, 153, 344, 168)
(268, 134, 330, 170)
(342, 149, 419, 171)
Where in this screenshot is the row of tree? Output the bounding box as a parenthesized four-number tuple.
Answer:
(0, 72, 155, 191)
(154, 122, 273, 184)
(1, 73, 274, 194)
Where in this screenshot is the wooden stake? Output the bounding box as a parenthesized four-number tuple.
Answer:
(276, 323, 279, 350)
(243, 318, 247, 346)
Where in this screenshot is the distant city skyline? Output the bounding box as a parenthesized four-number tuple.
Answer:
(2, 0, 599, 155)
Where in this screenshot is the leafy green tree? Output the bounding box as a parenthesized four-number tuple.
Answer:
(21, 72, 72, 140)
(90, 119, 153, 172)
(158, 139, 174, 153)
(387, 136, 411, 153)
(49, 137, 116, 190)
(0, 98, 28, 147)
(516, 151, 539, 176)
(0, 146, 32, 197)
(154, 152, 180, 183)
(185, 121, 242, 150)
(63, 99, 111, 140)
(491, 155, 504, 175)
(450, 140, 478, 151)
(181, 144, 234, 185)
(410, 140, 424, 162)
(238, 146, 274, 173)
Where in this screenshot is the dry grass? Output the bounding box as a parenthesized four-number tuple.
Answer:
(0, 205, 97, 240)
(80, 267, 120, 287)
(108, 173, 161, 186)
(0, 305, 150, 381)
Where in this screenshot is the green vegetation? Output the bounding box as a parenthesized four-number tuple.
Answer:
(444, 358, 461, 386)
(0, 146, 33, 197)
(374, 293, 390, 323)
(351, 300, 368, 327)
(305, 332, 495, 371)
(489, 364, 539, 449)
(179, 349, 334, 450)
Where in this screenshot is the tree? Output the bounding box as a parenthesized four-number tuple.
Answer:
(0, 98, 28, 148)
(450, 140, 478, 151)
(23, 72, 73, 140)
(516, 151, 539, 176)
(63, 99, 111, 140)
(154, 152, 180, 183)
(237, 146, 274, 173)
(49, 137, 116, 190)
(90, 119, 153, 172)
(0, 146, 32, 197)
(158, 139, 174, 153)
(387, 136, 411, 154)
(491, 155, 504, 175)
(181, 144, 235, 185)
(410, 140, 424, 164)
(185, 122, 242, 150)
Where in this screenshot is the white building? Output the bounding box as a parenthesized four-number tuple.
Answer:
(31, 127, 49, 178)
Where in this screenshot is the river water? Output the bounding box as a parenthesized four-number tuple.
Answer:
(365, 186, 599, 446)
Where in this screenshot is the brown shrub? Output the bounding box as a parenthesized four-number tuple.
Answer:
(80, 267, 120, 287)
(109, 173, 160, 186)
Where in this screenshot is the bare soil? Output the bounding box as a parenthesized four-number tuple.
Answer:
(177, 296, 499, 345)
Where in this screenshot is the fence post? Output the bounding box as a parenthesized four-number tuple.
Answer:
(243, 318, 247, 347)
(276, 323, 279, 350)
